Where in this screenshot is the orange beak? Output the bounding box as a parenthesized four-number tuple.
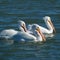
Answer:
(48, 20, 56, 33)
(36, 27, 46, 42)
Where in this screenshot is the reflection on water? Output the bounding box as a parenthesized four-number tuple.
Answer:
(0, 0, 60, 60)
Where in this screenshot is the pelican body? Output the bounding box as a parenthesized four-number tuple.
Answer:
(0, 20, 26, 39)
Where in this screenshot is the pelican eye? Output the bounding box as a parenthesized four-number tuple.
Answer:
(36, 27, 39, 30)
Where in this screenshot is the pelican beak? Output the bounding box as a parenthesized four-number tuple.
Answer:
(48, 20, 56, 33)
(21, 24, 27, 32)
(53, 27, 56, 33)
(36, 27, 46, 42)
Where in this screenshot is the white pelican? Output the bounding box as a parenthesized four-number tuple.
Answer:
(29, 16, 56, 34)
(0, 20, 27, 39)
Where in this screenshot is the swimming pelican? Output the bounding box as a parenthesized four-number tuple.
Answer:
(30, 16, 56, 34)
(0, 20, 27, 39)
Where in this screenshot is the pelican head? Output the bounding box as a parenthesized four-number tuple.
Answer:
(36, 27, 46, 41)
(32, 25, 46, 41)
(43, 16, 56, 33)
(18, 20, 27, 32)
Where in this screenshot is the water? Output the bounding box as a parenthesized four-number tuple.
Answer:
(0, 0, 60, 60)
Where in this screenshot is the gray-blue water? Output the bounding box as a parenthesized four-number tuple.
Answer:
(0, 0, 60, 60)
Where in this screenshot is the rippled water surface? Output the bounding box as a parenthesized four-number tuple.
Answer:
(0, 0, 60, 60)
